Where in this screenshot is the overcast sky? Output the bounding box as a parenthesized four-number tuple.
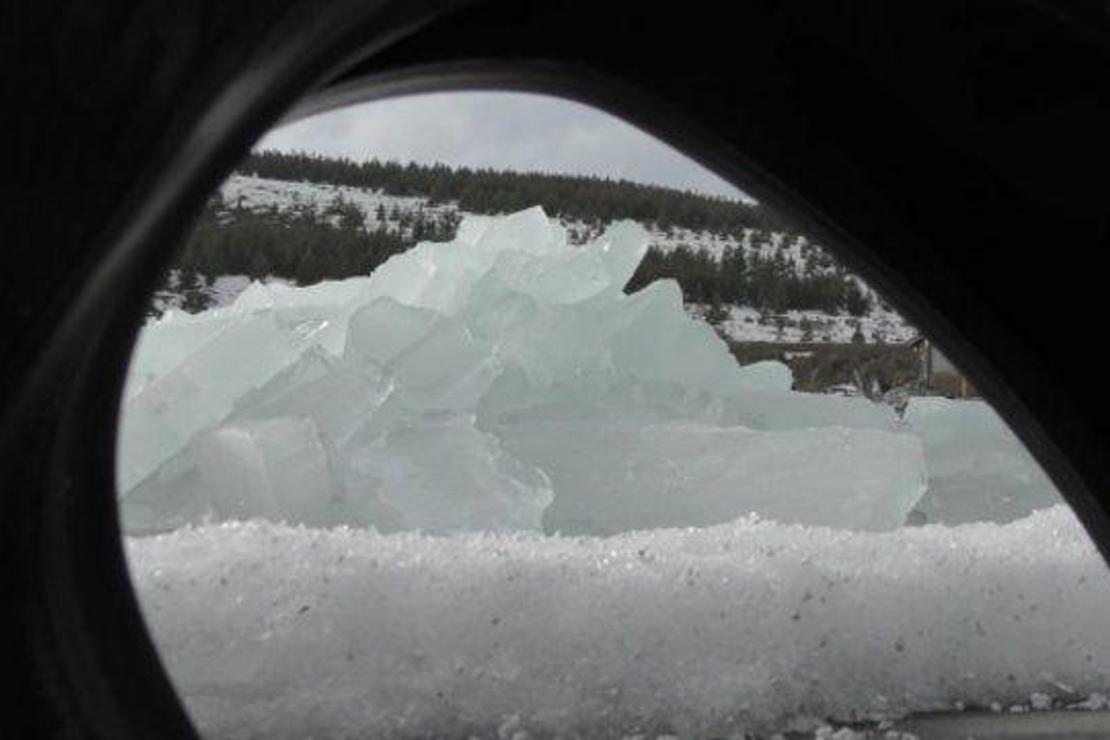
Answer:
(256, 92, 749, 201)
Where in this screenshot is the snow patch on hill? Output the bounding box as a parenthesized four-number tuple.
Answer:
(692, 304, 916, 344)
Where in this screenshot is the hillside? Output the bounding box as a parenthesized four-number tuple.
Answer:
(158, 152, 917, 349)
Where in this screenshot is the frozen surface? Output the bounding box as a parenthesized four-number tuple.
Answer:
(128, 505, 1110, 739)
(119, 208, 922, 535)
(904, 398, 1062, 525)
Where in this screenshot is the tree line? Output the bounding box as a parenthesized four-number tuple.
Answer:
(238, 150, 784, 234)
(156, 192, 457, 314)
(626, 245, 871, 317)
(160, 158, 872, 319)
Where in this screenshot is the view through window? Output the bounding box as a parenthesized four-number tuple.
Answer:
(118, 92, 1110, 739)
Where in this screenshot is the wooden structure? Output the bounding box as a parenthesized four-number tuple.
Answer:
(910, 336, 978, 399)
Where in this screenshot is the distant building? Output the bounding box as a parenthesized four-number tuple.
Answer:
(909, 336, 978, 398)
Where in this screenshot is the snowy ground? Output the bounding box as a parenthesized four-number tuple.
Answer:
(221, 174, 458, 230)
(128, 506, 1110, 739)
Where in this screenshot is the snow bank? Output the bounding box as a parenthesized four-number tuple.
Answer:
(128, 505, 1110, 739)
(119, 207, 923, 535)
(904, 398, 1062, 525)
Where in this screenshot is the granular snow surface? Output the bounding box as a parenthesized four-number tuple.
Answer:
(128, 505, 1110, 739)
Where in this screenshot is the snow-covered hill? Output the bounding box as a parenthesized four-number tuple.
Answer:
(200, 175, 916, 345)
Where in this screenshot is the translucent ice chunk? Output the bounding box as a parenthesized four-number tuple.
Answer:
(119, 310, 326, 491)
(493, 418, 926, 534)
(904, 397, 1062, 524)
(344, 297, 441, 366)
(734, 360, 794, 392)
(595, 220, 652, 291)
(125, 311, 235, 395)
(349, 414, 553, 533)
(234, 347, 391, 447)
(121, 416, 347, 534)
(477, 220, 648, 305)
(609, 279, 740, 391)
(119, 207, 936, 535)
(719, 389, 898, 432)
(388, 318, 497, 412)
(469, 205, 566, 257)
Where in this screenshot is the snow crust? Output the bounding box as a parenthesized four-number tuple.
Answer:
(128, 505, 1110, 739)
(119, 207, 925, 535)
